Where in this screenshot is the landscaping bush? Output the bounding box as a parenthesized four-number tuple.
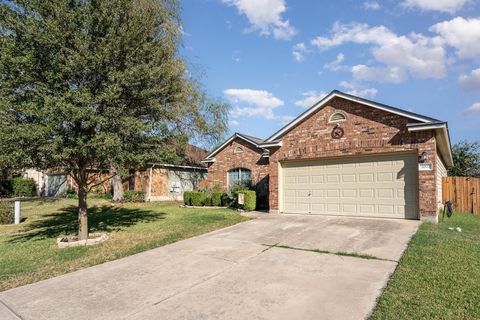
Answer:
(211, 192, 228, 206)
(0, 201, 13, 224)
(221, 193, 232, 207)
(190, 192, 207, 206)
(12, 177, 36, 197)
(123, 190, 145, 202)
(65, 188, 78, 199)
(236, 190, 256, 211)
(183, 191, 193, 205)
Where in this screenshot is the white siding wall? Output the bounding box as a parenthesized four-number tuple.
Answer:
(436, 153, 448, 209)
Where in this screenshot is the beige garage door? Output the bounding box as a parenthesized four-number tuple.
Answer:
(281, 153, 418, 219)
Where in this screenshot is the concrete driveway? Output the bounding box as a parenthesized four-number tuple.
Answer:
(0, 213, 420, 320)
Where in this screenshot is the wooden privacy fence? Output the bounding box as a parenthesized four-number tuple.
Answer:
(442, 177, 480, 215)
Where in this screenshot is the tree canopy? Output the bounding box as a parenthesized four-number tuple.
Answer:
(448, 141, 480, 177)
(0, 0, 229, 239)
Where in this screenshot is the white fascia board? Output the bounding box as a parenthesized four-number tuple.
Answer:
(149, 163, 208, 171)
(408, 123, 453, 167)
(203, 133, 263, 161)
(266, 91, 434, 142)
(407, 123, 447, 132)
(201, 158, 215, 163)
(259, 140, 283, 148)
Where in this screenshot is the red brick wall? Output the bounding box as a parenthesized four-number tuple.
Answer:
(207, 138, 269, 192)
(267, 97, 438, 219)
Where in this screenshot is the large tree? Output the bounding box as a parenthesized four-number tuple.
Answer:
(448, 141, 480, 177)
(0, 0, 228, 239)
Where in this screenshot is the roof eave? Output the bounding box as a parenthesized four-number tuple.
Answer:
(407, 123, 454, 167)
(265, 90, 438, 142)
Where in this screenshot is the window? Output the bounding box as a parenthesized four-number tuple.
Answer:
(228, 168, 251, 189)
(329, 112, 347, 122)
(234, 146, 244, 154)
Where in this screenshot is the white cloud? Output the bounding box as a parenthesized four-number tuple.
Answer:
(280, 115, 295, 124)
(363, 1, 381, 10)
(351, 64, 408, 83)
(294, 90, 328, 108)
(340, 81, 378, 99)
(230, 119, 240, 126)
(292, 42, 308, 62)
(225, 88, 284, 119)
(463, 102, 480, 115)
(430, 17, 480, 60)
(323, 53, 348, 72)
(310, 22, 446, 82)
(402, 0, 469, 13)
(459, 68, 480, 90)
(222, 0, 297, 40)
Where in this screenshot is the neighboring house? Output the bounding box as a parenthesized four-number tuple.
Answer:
(203, 90, 453, 223)
(24, 144, 208, 201)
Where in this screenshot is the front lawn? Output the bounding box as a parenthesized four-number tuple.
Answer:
(0, 198, 249, 292)
(370, 212, 480, 319)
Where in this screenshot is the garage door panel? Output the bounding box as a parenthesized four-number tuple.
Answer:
(282, 153, 418, 219)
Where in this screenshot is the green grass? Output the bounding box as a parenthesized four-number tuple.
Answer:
(370, 212, 480, 319)
(0, 198, 249, 292)
(263, 243, 384, 261)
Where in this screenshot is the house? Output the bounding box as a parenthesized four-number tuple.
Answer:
(23, 144, 208, 201)
(203, 90, 453, 223)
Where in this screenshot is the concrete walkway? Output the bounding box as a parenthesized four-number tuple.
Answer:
(0, 214, 420, 320)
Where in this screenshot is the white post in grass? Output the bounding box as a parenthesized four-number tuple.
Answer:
(14, 201, 21, 224)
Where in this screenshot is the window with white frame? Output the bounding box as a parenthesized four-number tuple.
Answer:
(329, 112, 347, 122)
(228, 168, 252, 190)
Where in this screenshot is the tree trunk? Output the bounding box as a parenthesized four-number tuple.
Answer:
(112, 166, 124, 202)
(78, 184, 88, 240)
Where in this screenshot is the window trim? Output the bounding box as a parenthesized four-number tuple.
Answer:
(227, 167, 252, 190)
(233, 146, 244, 154)
(328, 111, 347, 123)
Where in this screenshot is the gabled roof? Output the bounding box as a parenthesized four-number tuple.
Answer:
(265, 90, 440, 142)
(202, 132, 265, 162)
(203, 90, 453, 167)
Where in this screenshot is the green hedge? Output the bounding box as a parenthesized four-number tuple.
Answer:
(183, 191, 193, 205)
(124, 190, 145, 202)
(12, 177, 36, 197)
(184, 191, 230, 207)
(0, 201, 13, 224)
(236, 190, 256, 211)
(190, 192, 207, 206)
(211, 192, 229, 206)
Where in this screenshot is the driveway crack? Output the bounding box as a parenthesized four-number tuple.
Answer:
(0, 297, 24, 320)
(262, 243, 397, 262)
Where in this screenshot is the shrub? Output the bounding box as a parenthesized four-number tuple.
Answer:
(211, 192, 223, 206)
(183, 191, 193, 205)
(221, 193, 232, 207)
(12, 177, 36, 197)
(237, 190, 256, 211)
(65, 188, 78, 199)
(124, 190, 145, 202)
(0, 201, 13, 224)
(190, 192, 207, 206)
(203, 196, 212, 206)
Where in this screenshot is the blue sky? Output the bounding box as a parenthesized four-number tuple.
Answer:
(181, 0, 480, 143)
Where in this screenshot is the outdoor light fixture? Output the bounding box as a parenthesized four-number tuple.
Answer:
(420, 151, 428, 162)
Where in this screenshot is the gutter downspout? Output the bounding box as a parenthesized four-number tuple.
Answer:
(147, 164, 155, 202)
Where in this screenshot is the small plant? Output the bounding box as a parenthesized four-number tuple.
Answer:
(236, 190, 256, 211)
(0, 201, 13, 224)
(65, 188, 78, 199)
(12, 177, 36, 197)
(124, 190, 145, 202)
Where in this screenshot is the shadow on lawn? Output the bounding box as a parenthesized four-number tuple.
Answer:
(9, 205, 165, 242)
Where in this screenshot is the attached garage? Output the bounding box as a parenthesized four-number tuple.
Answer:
(281, 153, 419, 219)
(204, 90, 454, 222)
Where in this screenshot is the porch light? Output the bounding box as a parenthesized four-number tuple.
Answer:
(420, 151, 428, 162)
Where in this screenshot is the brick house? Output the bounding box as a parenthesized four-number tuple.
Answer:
(203, 90, 453, 223)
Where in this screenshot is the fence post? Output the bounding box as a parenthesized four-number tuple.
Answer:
(14, 201, 21, 224)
